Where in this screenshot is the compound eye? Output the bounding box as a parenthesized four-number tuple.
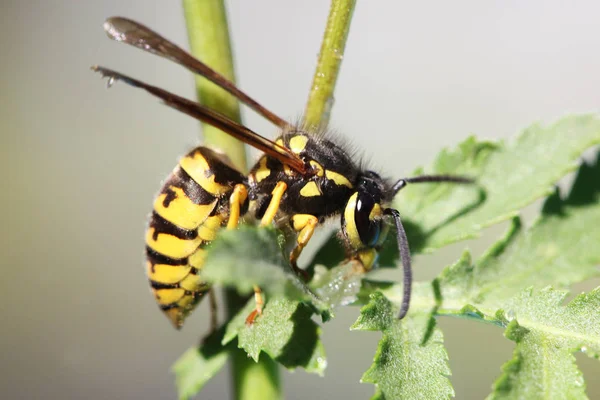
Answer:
(355, 192, 382, 247)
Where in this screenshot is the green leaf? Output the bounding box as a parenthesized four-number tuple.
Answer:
(441, 151, 600, 310)
(375, 150, 600, 311)
(360, 153, 600, 398)
(488, 287, 600, 400)
(398, 115, 600, 252)
(353, 292, 453, 400)
(172, 328, 231, 400)
(201, 226, 330, 314)
(311, 116, 600, 274)
(310, 260, 364, 309)
(201, 227, 295, 295)
(223, 297, 327, 375)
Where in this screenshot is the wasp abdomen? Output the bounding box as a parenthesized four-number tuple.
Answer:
(145, 146, 244, 328)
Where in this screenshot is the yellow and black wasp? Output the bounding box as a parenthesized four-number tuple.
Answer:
(93, 17, 472, 329)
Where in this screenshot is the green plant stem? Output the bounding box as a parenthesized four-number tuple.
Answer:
(304, 0, 357, 128)
(182, 2, 281, 399)
(183, 0, 247, 171)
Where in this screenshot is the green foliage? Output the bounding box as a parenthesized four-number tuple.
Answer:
(398, 116, 600, 252)
(365, 146, 600, 399)
(488, 287, 600, 400)
(172, 327, 231, 400)
(352, 292, 454, 400)
(223, 297, 327, 375)
(173, 115, 600, 399)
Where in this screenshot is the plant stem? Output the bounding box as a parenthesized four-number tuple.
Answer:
(304, 0, 357, 128)
(182, 2, 281, 399)
(183, 0, 247, 171)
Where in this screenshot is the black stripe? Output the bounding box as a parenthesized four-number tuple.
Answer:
(160, 303, 179, 311)
(150, 279, 180, 290)
(160, 166, 217, 207)
(146, 246, 188, 267)
(149, 211, 198, 241)
(196, 147, 246, 186)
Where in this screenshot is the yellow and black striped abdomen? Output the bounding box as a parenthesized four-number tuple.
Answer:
(145, 146, 245, 328)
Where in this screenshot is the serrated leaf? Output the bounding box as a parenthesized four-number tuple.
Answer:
(439, 152, 600, 309)
(172, 328, 230, 400)
(360, 153, 600, 399)
(353, 292, 453, 400)
(223, 297, 327, 375)
(487, 287, 600, 400)
(398, 115, 600, 251)
(201, 226, 330, 314)
(376, 152, 600, 311)
(201, 227, 300, 296)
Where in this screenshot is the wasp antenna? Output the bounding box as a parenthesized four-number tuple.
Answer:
(392, 175, 475, 195)
(383, 208, 412, 319)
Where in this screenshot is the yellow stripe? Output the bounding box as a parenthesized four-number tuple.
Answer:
(179, 151, 231, 195)
(188, 248, 206, 270)
(154, 186, 217, 230)
(176, 293, 197, 308)
(289, 135, 308, 154)
(325, 170, 353, 188)
(146, 228, 203, 259)
(254, 157, 271, 183)
(198, 214, 225, 241)
(147, 261, 191, 284)
(299, 181, 321, 197)
(154, 288, 185, 305)
(275, 138, 284, 147)
(179, 273, 205, 291)
(343, 193, 362, 248)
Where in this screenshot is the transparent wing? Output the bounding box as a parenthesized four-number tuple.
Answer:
(103, 16, 289, 129)
(92, 66, 307, 174)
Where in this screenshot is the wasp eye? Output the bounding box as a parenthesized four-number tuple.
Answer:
(355, 193, 382, 247)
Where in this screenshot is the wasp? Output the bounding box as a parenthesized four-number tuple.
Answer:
(93, 17, 473, 329)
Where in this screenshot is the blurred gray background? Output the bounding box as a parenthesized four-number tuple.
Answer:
(2, 1, 599, 399)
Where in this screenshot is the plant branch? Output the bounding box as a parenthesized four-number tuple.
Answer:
(183, 0, 247, 171)
(182, 1, 280, 399)
(304, 0, 356, 128)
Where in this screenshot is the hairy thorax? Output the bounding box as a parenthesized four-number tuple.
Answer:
(248, 131, 359, 220)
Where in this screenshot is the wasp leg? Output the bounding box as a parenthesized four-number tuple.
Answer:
(227, 184, 248, 230)
(208, 289, 218, 333)
(289, 214, 318, 280)
(260, 181, 287, 226)
(223, 184, 265, 324)
(245, 286, 264, 325)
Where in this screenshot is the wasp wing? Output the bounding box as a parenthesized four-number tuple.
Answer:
(103, 17, 289, 129)
(91, 66, 306, 174)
